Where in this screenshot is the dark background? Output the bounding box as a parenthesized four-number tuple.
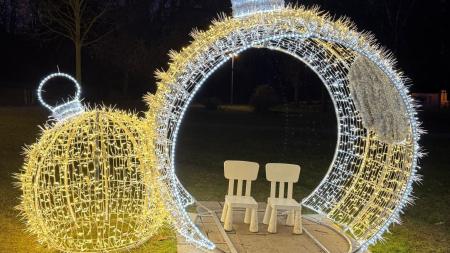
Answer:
(0, 2, 449, 252)
(0, 0, 448, 107)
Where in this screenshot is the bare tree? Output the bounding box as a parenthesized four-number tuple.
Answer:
(93, 34, 152, 97)
(0, 0, 36, 34)
(381, 0, 416, 52)
(38, 0, 114, 82)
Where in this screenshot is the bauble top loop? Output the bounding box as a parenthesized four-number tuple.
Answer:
(37, 73, 85, 121)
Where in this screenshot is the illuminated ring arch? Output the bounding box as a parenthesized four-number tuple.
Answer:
(145, 6, 422, 252)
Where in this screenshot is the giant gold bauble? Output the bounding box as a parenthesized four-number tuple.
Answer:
(17, 74, 167, 252)
(18, 108, 166, 252)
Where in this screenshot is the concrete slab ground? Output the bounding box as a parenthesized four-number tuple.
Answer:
(177, 201, 353, 253)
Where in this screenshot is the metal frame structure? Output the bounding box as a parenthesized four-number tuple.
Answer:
(18, 73, 167, 253)
(144, 3, 423, 252)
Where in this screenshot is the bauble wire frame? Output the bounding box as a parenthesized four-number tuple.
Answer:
(143, 1, 423, 252)
(16, 73, 167, 252)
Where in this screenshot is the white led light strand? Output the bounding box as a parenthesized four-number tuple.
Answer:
(37, 73, 85, 121)
(231, 0, 285, 17)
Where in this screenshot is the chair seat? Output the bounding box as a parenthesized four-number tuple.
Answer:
(225, 195, 258, 208)
(267, 198, 301, 209)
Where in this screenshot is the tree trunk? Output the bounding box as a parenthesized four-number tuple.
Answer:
(75, 41, 82, 82)
(74, 0, 82, 82)
(123, 71, 129, 96)
(9, 0, 17, 34)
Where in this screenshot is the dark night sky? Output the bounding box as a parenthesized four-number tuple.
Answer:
(0, 0, 449, 105)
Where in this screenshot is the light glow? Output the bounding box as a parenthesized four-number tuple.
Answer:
(144, 3, 422, 252)
(17, 75, 168, 252)
(231, 0, 285, 17)
(37, 72, 85, 121)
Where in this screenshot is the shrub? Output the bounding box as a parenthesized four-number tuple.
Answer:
(250, 85, 279, 112)
(202, 97, 222, 110)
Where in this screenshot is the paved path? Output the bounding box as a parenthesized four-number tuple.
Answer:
(177, 201, 353, 253)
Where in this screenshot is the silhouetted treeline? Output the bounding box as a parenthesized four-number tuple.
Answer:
(0, 0, 448, 105)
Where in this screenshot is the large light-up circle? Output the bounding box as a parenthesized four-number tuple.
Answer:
(145, 6, 422, 251)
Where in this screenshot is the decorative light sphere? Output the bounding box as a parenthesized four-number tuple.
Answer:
(17, 108, 167, 252)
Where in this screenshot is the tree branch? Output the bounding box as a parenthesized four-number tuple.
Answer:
(383, 0, 394, 28)
(83, 29, 114, 46)
(43, 23, 74, 41)
(81, 8, 108, 43)
(401, 0, 417, 27)
(39, 4, 75, 39)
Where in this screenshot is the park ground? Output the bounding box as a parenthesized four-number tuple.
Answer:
(0, 106, 448, 252)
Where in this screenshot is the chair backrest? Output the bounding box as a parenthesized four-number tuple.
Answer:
(266, 163, 301, 199)
(224, 160, 259, 197)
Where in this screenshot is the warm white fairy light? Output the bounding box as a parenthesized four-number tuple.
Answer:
(37, 72, 85, 121)
(144, 1, 422, 252)
(18, 73, 168, 252)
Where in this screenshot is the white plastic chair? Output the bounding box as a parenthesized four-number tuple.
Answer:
(221, 160, 259, 232)
(263, 163, 302, 234)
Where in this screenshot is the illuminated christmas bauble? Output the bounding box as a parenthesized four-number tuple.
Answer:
(17, 73, 166, 252)
(144, 1, 423, 251)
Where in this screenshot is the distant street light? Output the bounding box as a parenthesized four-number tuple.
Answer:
(230, 53, 238, 104)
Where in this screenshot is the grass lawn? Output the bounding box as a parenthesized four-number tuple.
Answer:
(176, 107, 450, 253)
(0, 107, 176, 253)
(0, 106, 449, 252)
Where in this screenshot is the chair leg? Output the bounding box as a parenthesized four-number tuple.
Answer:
(249, 207, 259, 233)
(220, 202, 228, 223)
(293, 208, 302, 235)
(263, 204, 272, 225)
(224, 203, 233, 232)
(244, 208, 251, 224)
(268, 206, 278, 233)
(286, 210, 295, 226)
